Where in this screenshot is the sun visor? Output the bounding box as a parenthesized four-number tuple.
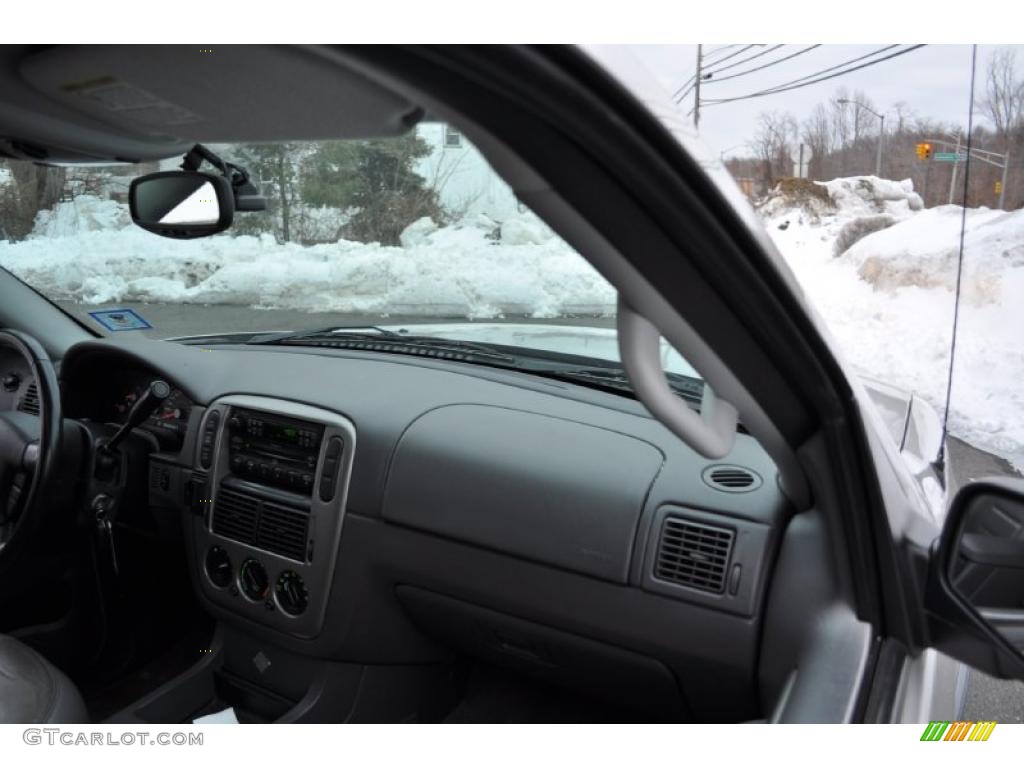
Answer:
(16, 45, 420, 153)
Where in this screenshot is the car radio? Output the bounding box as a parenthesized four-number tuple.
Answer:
(225, 408, 324, 494)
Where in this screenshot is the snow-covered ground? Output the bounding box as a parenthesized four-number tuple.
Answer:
(762, 176, 1024, 471)
(1, 184, 1021, 470)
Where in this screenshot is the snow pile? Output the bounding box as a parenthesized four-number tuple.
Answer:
(756, 178, 834, 222)
(30, 195, 132, 238)
(399, 217, 438, 248)
(762, 178, 1024, 470)
(500, 210, 554, 246)
(0, 197, 615, 319)
(846, 205, 1024, 298)
(820, 176, 924, 218)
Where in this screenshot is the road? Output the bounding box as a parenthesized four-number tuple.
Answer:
(60, 300, 1024, 722)
(56, 301, 616, 340)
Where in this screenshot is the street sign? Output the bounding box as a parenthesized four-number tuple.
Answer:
(789, 142, 813, 179)
(995, 180, 1004, 194)
(935, 152, 966, 162)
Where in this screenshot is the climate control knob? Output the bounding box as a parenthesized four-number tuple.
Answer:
(274, 570, 309, 616)
(238, 558, 270, 601)
(205, 546, 232, 588)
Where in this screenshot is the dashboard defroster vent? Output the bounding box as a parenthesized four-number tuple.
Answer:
(18, 382, 40, 415)
(213, 485, 309, 562)
(702, 465, 761, 493)
(654, 517, 734, 594)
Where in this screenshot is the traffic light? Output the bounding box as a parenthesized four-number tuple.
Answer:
(916, 142, 933, 160)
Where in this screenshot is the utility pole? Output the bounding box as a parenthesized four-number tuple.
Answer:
(948, 130, 961, 205)
(999, 149, 1010, 209)
(693, 44, 702, 131)
(875, 114, 885, 178)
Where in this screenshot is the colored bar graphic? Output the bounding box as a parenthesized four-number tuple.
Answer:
(920, 720, 996, 742)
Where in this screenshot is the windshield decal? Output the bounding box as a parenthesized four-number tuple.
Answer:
(88, 308, 153, 332)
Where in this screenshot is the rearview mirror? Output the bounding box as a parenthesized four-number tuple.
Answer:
(928, 477, 1024, 679)
(129, 171, 233, 239)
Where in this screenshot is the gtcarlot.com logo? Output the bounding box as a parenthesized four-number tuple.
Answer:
(23, 729, 203, 747)
(920, 721, 997, 742)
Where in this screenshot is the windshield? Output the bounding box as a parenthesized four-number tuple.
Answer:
(0, 130, 698, 381)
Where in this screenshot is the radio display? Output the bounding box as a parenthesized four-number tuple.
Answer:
(234, 410, 323, 452)
(269, 424, 303, 444)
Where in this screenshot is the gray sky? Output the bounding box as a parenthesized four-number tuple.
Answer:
(627, 45, 1007, 157)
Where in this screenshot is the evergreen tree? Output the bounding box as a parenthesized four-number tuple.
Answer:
(300, 134, 446, 246)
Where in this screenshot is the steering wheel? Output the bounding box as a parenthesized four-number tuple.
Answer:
(0, 329, 64, 572)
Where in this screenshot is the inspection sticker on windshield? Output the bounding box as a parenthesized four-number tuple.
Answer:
(88, 308, 152, 332)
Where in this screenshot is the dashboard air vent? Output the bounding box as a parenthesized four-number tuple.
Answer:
(702, 465, 761, 493)
(18, 382, 40, 415)
(212, 487, 259, 546)
(654, 517, 734, 594)
(213, 485, 309, 562)
(257, 500, 309, 562)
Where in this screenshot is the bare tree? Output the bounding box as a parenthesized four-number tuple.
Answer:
(891, 101, 915, 136)
(748, 110, 798, 189)
(850, 89, 879, 145)
(801, 103, 832, 179)
(979, 47, 1024, 149)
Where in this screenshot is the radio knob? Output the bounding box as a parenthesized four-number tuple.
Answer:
(228, 415, 244, 432)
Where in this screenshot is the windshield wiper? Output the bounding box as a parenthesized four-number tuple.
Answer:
(247, 325, 402, 344)
(248, 329, 519, 364)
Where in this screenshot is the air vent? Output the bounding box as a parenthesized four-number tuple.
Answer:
(654, 517, 734, 594)
(212, 487, 259, 546)
(701, 464, 761, 493)
(18, 382, 40, 415)
(212, 485, 309, 562)
(149, 462, 171, 493)
(257, 500, 309, 561)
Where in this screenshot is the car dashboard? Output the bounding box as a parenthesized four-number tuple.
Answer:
(48, 336, 790, 722)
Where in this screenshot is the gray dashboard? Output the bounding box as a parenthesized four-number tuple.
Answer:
(59, 337, 791, 721)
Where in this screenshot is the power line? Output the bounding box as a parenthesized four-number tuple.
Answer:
(702, 44, 739, 58)
(672, 44, 757, 99)
(700, 45, 925, 107)
(701, 44, 822, 85)
(703, 44, 759, 69)
(702, 44, 785, 77)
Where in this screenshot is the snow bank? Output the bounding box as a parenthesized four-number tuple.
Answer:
(846, 206, 1024, 299)
(30, 195, 132, 238)
(762, 177, 1024, 471)
(0, 196, 615, 319)
(820, 175, 924, 218)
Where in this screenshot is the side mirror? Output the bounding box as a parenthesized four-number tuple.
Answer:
(129, 171, 234, 239)
(928, 477, 1024, 679)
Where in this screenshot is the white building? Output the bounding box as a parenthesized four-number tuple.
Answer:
(416, 123, 522, 222)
